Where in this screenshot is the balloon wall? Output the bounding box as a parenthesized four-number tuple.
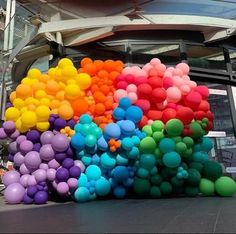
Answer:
(1, 57, 236, 204)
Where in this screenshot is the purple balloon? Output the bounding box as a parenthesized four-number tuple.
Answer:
(47, 168, 56, 181)
(26, 130, 40, 143)
(34, 191, 48, 204)
(20, 174, 30, 187)
(5, 102, 12, 109)
(0, 128, 7, 139)
(37, 185, 44, 191)
(48, 159, 60, 169)
(54, 153, 67, 163)
(13, 152, 25, 167)
(39, 144, 55, 161)
(74, 160, 85, 172)
(33, 143, 41, 152)
(16, 135, 27, 145)
(39, 181, 46, 186)
(69, 166, 81, 178)
(7, 154, 14, 162)
(67, 119, 76, 129)
(39, 163, 49, 170)
(51, 134, 69, 152)
(27, 175, 37, 186)
(8, 141, 17, 154)
(52, 181, 58, 189)
(4, 182, 25, 204)
(3, 121, 16, 135)
(20, 163, 31, 175)
(54, 118, 67, 131)
(57, 182, 69, 195)
(56, 168, 69, 182)
(33, 169, 47, 182)
(24, 151, 41, 170)
(27, 185, 38, 197)
(10, 130, 20, 140)
(20, 140, 34, 155)
(49, 116, 56, 125)
(23, 193, 34, 204)
(67, 178, 78, 189)
(62, 158, 74, 169)
(66, 146, 74, 157)
(40, 131, 54, 145)
(2, 170, 20, 186)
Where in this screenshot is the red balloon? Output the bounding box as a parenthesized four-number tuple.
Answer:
(134, 76, 147, 85)
(176, 106, 194, 124)
(194, 86, 209, 99)
(116, 74, 125, 82)
(136, 99, 151, 112)
(151, 88, 167, 103)
(117, 81, 128, 89)
(184, 91, 202, 109)
(147, 110, 163, 120)
(149, 68, 158, 77)
(148, 77, 163, 88)
(206, 111, 214, 121)
(194, 111, 206, 120)
(125, 74, 135, 84)
(205, 121, 213, 131)
(198, 100, 210, 111)
(137, 83, 152, 98)
(139, 115, 148, 128)
(162, 108, 177, 123)
(166, 103, 177, 109)
(163, 77, 173, 89)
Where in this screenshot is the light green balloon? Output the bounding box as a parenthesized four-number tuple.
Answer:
(153, 131, 164, 142)
(215, 176, 236, 197)
(199, 178, 215, 196)
(152, 120, 164, 132)
(142, 125, 153, 136)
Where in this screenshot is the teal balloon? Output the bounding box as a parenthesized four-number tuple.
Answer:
(122, 137, 134, 151)
(127, 147, 139, 159)
(78, 173, 88, 187)
(142, 125, 153, 136)
(85, 165, 101, 180)
(139, 137, 156, 153)
(95, 177, 111, 196)
(159, 138, 175, 153)
(93, 127, 102, 138)
(187, 168, 201, 186)
(192, 152, 205, 163)
(80, 124, 91, 136)
(201, 137, 213, 152)
(151, 174, 163, 185)
(85, 134, 97, 147)
(137, 167, 149, 178)
(80, 114, 92, 124)
(74, 187, 90, 202)
(81, 156, 92, 166)
(150, 186, 161, 198)
(166, 119, 184, 136)
(163, 152, 181, 168)
(160, 181, 172, 195)
(140, 154, 156, 170)
(133, 178, 151, 196)
(74, 123, 82, 133)
(171, 176, 184, 187)
(116, 154, 128, 165)
(152, 120, 164, 132)
(131, 136, 140, 146)
(150, 166, 158, 175)
(161, 167, 177, 180)
(101, 153, 116, 169)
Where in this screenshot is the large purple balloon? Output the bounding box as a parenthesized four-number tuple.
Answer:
(69, 166, 81, 178)
(67, 119, 76, 129)
(39, 144, 55, 161)
(54, 118, 67, 131)
(33, 143, 41, 152)
(24, 151, 41, 170)
(4, 182, 25, 204)
(3, 121, 16, 135)
(2, 170, 20, 186)
(27, 185, 38, 197)
(34, 191, 48, 204)
(54, 153, 67, 163)
(56, 168, 69, 182)
(62, 158, 74, 169)
(33, 169, 47, 182)
(26, 130, 40, 143)
(13, 152, 25, 167)
(40, 131, 54, 145)
(51, 134, 69, 152)
(0, 128, 7, 139)
(23, 194, 34, 204)
(20, 140, 34, 155)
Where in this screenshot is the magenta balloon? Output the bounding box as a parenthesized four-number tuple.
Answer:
(48, 159, 60, 169)
(2, 170, 20, 186)
(40, 131, 54, 145)
(24, 151, 41, 170)
(27, 175, 37, 186)
(39, 163, 49, 170)
(51, 134, 69, 152)
(67, 178, 78, 189)
(20, 174, 30, 187)
(4, 182, 25, 204)
(10, 130, 20, 140)
(47, 168, 56, 181)
(57, 182, 69, 195)
(74, 160, 85, 172)
(20, 140, 34, 155)
(8, 142, 17, 154)
(39, 144, 55, 161)
(16, 135, 27, 145)
(0, 128, 7, 139)
(19, 163, 31, 175)
(33, 169, 47, 182)
(3, 121, 16, 134)
(13, 152, 25, 167)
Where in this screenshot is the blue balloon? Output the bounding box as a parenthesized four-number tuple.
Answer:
(123, 177, 134, 187)
(159, 138, 175, 153)
(113, 107, 126, 121)
(119, 97, 132, 110)
(125, 106, 143, 123)
(80, 114, 92, 124)
(85, 165, 101, 180)
(97, 136, 108, 151)
(71, 133, 85, 151)
(92, 154, 100, 165)
(122, 137, 134, 151)
(78, 173, 88, 187)
(163, 152, 181, 168)
(104, 123, 121, 139)
(74, 187, 90, 202)
(120, 120, 135, 135)
(113, 186, 126, 198)
(95, 177, 111, 196)
(113, 166, 129, 183)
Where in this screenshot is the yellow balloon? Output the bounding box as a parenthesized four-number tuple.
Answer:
(36, 122, 50, 132)
(67, 79, 76, 85)
(50, 100, 60, 109)
(51, 109, 58, 115)
(21, 77, 32, 85)
(13, 98, 25, 109)
(55, 68, 63, 81)
(47, 68, 57, 79)
(25, 97, 35, 106)
(40, 97, 50, 106)
(20, 107, 28, 114)
(36, 105, 50, 121)
(62, 66, 77, 78)
(76, 73, 91, 90)
(5, 107, 20, 121)
(58, 58, 73, 69)
(15, 118, 29, 133)
(35, 90, 47, 99)
(21, 111, 37, 128)
(27, 68, 41, 79)
(27, 104, 36, 111)
(65, 84, 81, 100)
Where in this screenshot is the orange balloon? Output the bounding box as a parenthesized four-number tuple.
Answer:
(16, 84, 32, 99)
(95, 103, 105, 115)
(93, 91, 106, 103)
(9, 91, 16, 103)
(100, 85, 110, 95)
(98, 70, 109, 79)
(104, 99, 113, 110)
(77, 68, 84, 73)
(50, 100, 60, 109)
(46, 80, 60, 95)
(81, 57, 93, 68)
(71, 99, 88, 116)
(104, 60, 115, 72)
(32, 82, 46, 92)
(83, 63, 97, 76)
(39, 74, 50, 83)
(109, 71, 120, 80)
(94, 60, 104, 70)
(55, 91, 65, 101)
(58, 105, 74, 120)
(115, 60, 124, 67)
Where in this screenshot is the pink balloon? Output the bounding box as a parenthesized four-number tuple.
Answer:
(156, 63, 166, 73)
(136, 69, 147, 77)
(173, 68, 183, 77)
(166, 103, 177, 109)
(128, 92, 138, 104)
(150, 58, 161, 66)
(57, 182, 69, 195)
(182, 75, 190, 81)
(116, 74, 125, 82)
(134, 76, 147, 85)
(163, 71, 173, 78)
(163, 77, 173, 89)
(114, 89, 128, 102)
(126, 84, 137, 93)
(176, 62, 190, 74)
(166, 67, 175, 73)
(166, 87, 182, 103)
(180, 85, 191, 95)
(173, 76, 184, 87)
(142, 63, 153, 72)
(67, 178, 78, 189)
(188, 80, 197, 88)
(122, 67, 133, 75)
(156, 100, 168, 110)
(117, 81, 128, 89)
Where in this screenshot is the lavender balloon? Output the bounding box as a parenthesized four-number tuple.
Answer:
(57, 182, 69, 195)
(2, 170, 20, 186)
(67, 178, 78, 189)
(20, 174, 30, 187)
(20, 140, 34, 155)
(40, 131, 54, 145)
(39, 163, 49, 170)
(24, 151, 41, 170)
(4, 182, 25, 204)
(27, 175, 37, 186)
(3, 121, 16, 135)
(16, 135, 27, 145)
(74, 160, 85, 172)
(51, 134, 69, 152)
(0, 128, 7, 139)
(39, 144, 55, 161)
(10, 130, 20, 140)
(33, 169, 47, 182)
(48, 159, 60, 169)
(8, 142, 17, 154)
(20, 164, 31, 175)
(47, 168, 56, 181)
(13, 152, 25, 167)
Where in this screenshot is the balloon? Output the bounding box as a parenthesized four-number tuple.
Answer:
(40, 131, 54, 144)
(166, 87, 181, 103)
(215, 176, 236, 197)
(104, 123, 121, 139)
(151, 88, 166, 103)
(56, 168, 70, 182)
(95, 177, 111, 196)
(163, 152, 181, 168)
(199, 178, 215, 196)
(160, 181, 172, 195)
(34, 191, 48, 204)
(3, 171, 21, 186)
(202, 161, 223, 181)
(184, 91, 202, 109)
(176, 106, 194, 124)
(33, 169, 47, 182)
(51, 134, 70, 152)
(140, 154, 156, 170)
(74, 187, 90, 202)
(26, 130, 40, 143)
(139, 137, 156, 153)
(133, 178, 151, 196)
(24, 151, 42, 170)
(85, 165, 101, 180)
(69, 166, 81, 178)
(125, 106, 143, 123)
(40, 144, 55, 161)
(176, 63, 190, 74)
(159, 138, 175, 153)
(5, 107, 20, 121)
(4, 182, 25, 204)
(19, 140, 34, 154)
(57, 182, 69, 195)
(166, 119, 184, 136)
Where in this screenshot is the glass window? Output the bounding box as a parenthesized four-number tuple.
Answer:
(229, 49, 236, 74)
(186, 45, 226, 71)
(29, 56, 49, 73)
(131, 44, 181, 66)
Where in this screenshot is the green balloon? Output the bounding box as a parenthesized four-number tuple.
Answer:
(166, 119, 184, 136)
(153, 131, 164, 142)
(171, 176, 184, 187)
(171, 136, 182, 143)
(189, 122, 205, 138)
(187, 168, 201, 186)
(199, 178, 215, 196)
(140, 154, 156, 170)
(185, 186, 199, 197)
(202, 161, 223, 181)
(154, 148, 163, 160)
(139, 137, 156, 153)
(175, 142, 187, 155)
(137, 167, 149, 178)
(161, 167, 177, 180)
(133, 178, 151, 196)
(182, 136, 194, 148)
(182, 148, 192, 158)
(142, 125, 153, 136)
(152, 120, 164, 132)
(189, 162, 203, 173)
(215, 176, 236, 197)
(160, 181, 172, 195)
(202, 118, 208, 124)
(150, 186, 161, 198)
(151, 174, 163, 185)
